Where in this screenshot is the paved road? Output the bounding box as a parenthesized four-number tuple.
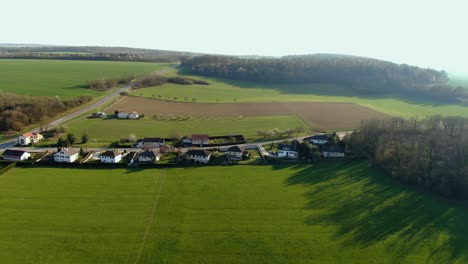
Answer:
(0, 65, 177, 150)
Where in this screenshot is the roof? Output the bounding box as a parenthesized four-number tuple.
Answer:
(143, 137, 165, 143)
(2, 149, 28, 157)
(278, 144, 297, 152)
(22, 132, 33, 138)
(186, 149, 210, 157)
(319, 143, 345, 153)
(191, 134, 209, 140)
(138, 150, 159, 158)
(227, 146, 244, 153)
(57, 148, 79, 155)
(311, 135, 329, 140)
(101, 150, 121, 157)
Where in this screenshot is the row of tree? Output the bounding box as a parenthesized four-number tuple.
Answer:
(0, 93, 92, 132)
(132, 75, 209, 89)
(346, 116, 468, 198)
(181, 54, 467, 102)
(87, 74, 135, 91)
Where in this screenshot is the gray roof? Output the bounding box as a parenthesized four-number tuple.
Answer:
(227, 146, 244, 153)
(138, 150, 159, 158)
(278, 144, 297, 152)
(186, 149, 210, 157)
(2, 149, 28, 157)
(319, 143, 345, 153)
(101, 150, 121, 158)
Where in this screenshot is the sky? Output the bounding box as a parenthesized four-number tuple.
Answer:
(1, 0, 467, 73)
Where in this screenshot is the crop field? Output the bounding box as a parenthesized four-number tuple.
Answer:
(1, 162, 467, 263)
(0, 59, 172, 98)
(64, 115, 309, 144)
(134, 70, 468, 118)
(108, 97, 388, 130)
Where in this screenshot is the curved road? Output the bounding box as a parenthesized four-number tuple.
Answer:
(0, 65, 177, 149)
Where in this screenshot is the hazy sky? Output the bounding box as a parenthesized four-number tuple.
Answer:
(2, 0, 467, 73)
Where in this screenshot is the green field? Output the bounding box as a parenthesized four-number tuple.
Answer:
(61, 115, 309, 145)
(0, 59, 172, 98)
(1, 162, 467, 263)
(134, 70, 468, 118)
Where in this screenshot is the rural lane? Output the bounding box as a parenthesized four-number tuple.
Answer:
(0, 64, 178, 150)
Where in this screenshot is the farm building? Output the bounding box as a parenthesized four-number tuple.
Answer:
(117, 111, 139, 119)
(54, 148, 79, 163)
(188, 134, 210, 146)
(2, 149, 31, 161)
(137, 150, 161, 163)
(186, 149, 211, 163)
(310, 134, 329, 145)
(89, 112, 107, 118)
(137, 138, 165, 149)
(320, 144, 345, 158)
(278, 144, 298, 159)
(128, 112, 139, 119)
(18, 132, 43, 146)
(100, 150, 122, 163)
(225, 146, 245, 160)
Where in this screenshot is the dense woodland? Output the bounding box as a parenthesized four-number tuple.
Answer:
(181, 55, 468, 102)
(0, 93, 92, 132)
(347, 117, 468, 198)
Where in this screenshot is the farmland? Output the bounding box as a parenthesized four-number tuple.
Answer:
(64, 115, 309, 144)
(0, 59, 172, 98)
(134, 70, 468, 118)
(1, 162, 467, 263)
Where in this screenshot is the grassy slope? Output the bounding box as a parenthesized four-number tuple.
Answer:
(0, 59, 172, 98)
(134, 70, 468, 118)
(63, 115, 309, 144)
(1, 163, 467, 263)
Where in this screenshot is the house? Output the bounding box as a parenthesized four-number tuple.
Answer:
(310, 134, 329, 145)
(100, 150, 122, 163)
(190, 134, 209, 145)
(186, 149, 211, 163)
(225, 146, 245, 160)
(90, 112, 107, 118)
(2, 149, 31, 161)
(18, 132, 43, 146)
(54, 148, 79, 163)
(137, 138, 165, 148)
(137, 150, 161, 163)
(277, 144, 298, 159)
(320, 144, 345, 158)
(128, 112, 139, 119)
(117, 112, 129, 119)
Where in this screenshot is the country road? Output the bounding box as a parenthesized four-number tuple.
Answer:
(0, 65, 177, 150)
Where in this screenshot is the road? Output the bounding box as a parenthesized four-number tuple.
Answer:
(0, 65, 177, 150)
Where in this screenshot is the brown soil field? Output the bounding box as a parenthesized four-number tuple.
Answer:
(107, 97, 389, 130)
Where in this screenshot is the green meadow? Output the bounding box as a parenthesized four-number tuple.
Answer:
(1, 162, 467, 263)
(134, 70, 468, 118)
(0, 59, 172, 98)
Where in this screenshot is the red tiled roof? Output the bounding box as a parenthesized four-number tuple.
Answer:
(191, 134, 209, 140)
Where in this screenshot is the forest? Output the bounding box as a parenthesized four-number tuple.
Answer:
(181, 54, 468, 102)
(347, 116, 468, 198)
(0, 93, 92, 132)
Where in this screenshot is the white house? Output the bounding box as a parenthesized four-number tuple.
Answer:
(2, 149, 31, 161)
(54, 148, 79, 163)
(225, 146, 244, 160)
(117, 112, 129, 119)
(190, 134, 210, 145)
(277, 144, 298, 159)
(128, 112, 139, 119)
(137, 150, 161, 163)
(18, 132, 43, 146)
(310, 134, 329, 145)
(137, 138, 165, 149)
(186, 149, 211, 163)
(100, 150, 122, 163)
(320, 144, 345, 158)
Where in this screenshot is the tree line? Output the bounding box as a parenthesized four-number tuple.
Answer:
(181, 54, 468, 102)
(87, 74, 135, 91)
(346, 116, 468, 198)
(132, 75, 209, 89)
(0, 93, 92, 132)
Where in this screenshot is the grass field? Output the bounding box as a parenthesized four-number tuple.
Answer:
(0, 59, 172, 98)
(134, 70, 468, 118)
(1, 162, 467, 263)
(64, 115, 309, 144)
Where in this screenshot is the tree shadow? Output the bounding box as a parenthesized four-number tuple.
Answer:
(283, 161, 468, 263)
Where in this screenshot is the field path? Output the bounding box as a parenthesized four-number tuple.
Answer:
(128, 171, 167, 264)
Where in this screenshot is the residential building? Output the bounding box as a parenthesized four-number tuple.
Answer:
(100, 150, 122, 163)
(128, 112, 139, 119)
(2, 149, 31, 161)
(186, 149, 211, 163)
(117, 112, 129, 119)
(137, 150, 161, 163)
(54, 148, 79, 163)
(278, 144, 298, 159)
(320, 144, 345, 158)
(310, 134, 329, 145)
(190, 134, 209, 145)
(137, 138, 165, 148)
(18, 132, 43, 146)
(225, 146, 245, 160)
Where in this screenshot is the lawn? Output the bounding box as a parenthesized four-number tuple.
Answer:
(0, 59, 173, 98)
(64, 115, 309, 144)
(1, 162, 467, 263)
(134, 70, 468, 118)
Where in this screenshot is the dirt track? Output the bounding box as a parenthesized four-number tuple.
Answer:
(107, 97, 389, 130)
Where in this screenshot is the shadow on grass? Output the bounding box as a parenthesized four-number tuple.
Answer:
(281, 160, 468, 263)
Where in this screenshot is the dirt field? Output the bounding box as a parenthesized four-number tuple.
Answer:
(107, 97, 389, 130)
